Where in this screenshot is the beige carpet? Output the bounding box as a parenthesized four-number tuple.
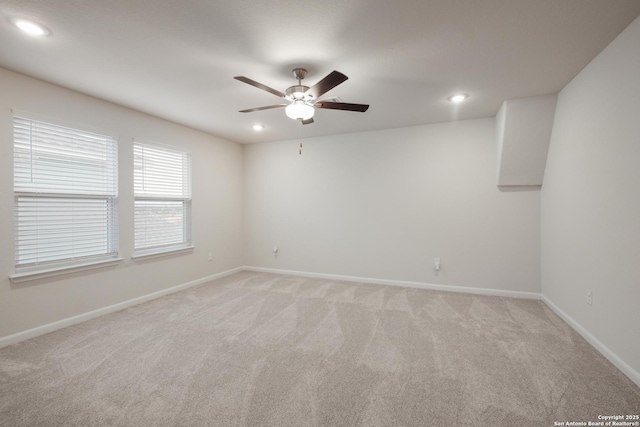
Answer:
(0, 271, 638, 426)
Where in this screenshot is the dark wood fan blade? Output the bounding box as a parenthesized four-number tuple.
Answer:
(234, 76, 286, 98)
(239, 104, 287, 113)
(315, 101, 369, 112)
(301, 118, 314, 125)
(306, 71, 348, 99)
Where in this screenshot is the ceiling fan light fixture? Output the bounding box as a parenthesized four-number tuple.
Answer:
(235, 68, 368, 125)
(285, 100, 315, 121)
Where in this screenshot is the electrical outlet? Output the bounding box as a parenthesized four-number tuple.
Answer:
(207, 252, 213, 262)
(586, 289, 593, 306)
(433, 257, 441, 271)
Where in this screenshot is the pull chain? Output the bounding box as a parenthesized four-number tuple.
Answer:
(298, 118, 303, 155)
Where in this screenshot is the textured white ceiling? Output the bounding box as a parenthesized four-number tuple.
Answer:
(1, 0, 639, 144)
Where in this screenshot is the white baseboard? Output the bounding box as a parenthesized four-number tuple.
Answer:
(243, 266, 541, 300)
(0, 266, 243, 349)
(541, 295, 640, 389)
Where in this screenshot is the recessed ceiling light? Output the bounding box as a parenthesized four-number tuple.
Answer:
(448, 93, 469, 103)
(11, 18, 50, 36)
(251, 124, 264, 131)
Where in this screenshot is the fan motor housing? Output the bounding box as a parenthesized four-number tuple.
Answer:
(285, 85, 311, 100)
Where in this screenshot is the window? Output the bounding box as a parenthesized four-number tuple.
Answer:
(12, 115, 119, 274)
(133, 141, 192, 256)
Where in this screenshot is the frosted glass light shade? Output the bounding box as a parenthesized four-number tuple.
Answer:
(285, 101, 314, 120)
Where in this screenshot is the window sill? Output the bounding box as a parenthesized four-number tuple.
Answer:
(131, 246, 195, 261)
(9, 257, 124, 284)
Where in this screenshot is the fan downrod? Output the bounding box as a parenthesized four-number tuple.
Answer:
(286, 68, 310, 99)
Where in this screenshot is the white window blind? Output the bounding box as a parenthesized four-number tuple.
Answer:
(133, 141, 191, 254)
(13, 116, 118, 269)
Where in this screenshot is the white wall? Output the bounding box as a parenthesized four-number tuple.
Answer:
(0, 68, 244, 339)
(244, 118, 540, 293)
(542, 17, 640, 377)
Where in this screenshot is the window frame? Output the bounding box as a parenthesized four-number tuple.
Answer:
(10, 112, 122, 283)
(132, 139, 193, 259)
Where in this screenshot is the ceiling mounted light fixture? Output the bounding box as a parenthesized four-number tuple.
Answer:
(251, 124, 264, 131)
(285, 100, 315, 121)
(234, 68, 368, 126)
(448, 93, 469, 103)
(11, 18, 50, 36)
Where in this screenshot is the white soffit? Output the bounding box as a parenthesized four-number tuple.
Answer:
(496, 95, 558, 189)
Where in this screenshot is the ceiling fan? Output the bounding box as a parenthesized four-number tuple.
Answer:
(234, 68, 369, 125)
